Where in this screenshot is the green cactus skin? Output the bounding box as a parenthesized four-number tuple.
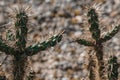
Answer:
(0, 8, 63, 80)
(101, 25, 120, 42)
(76, 8, 120, 80)
(25, 33, 62, 56)
(108, 56, 119, 80)
(76, 39, 94, 46)
(87, 9, 101, 41)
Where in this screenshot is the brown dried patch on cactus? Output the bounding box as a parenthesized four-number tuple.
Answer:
(88, 50, 100, 80)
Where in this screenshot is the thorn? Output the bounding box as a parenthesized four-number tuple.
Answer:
(58, 30, 65, 35)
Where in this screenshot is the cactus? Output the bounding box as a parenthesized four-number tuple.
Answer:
(108, 56, 119, 80)
(76, 8, 120, 80)
(0, 6, 63, 80)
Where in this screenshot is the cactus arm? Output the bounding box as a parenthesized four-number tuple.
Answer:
(76, 39, 94, 46)
(0, 39, 15, 55)
(25, 33, 63, 56)
(87, 9, 101, 41)
(15, 11, 28, 51)
(100, 25, 120, 42)
(12, 11, 29, 80)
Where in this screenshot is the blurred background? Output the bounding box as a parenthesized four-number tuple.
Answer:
(0, 0, 120, 80)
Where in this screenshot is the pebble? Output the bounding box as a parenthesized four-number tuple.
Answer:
(62, 77, 69, 80)
(0, 14, 4, 23)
